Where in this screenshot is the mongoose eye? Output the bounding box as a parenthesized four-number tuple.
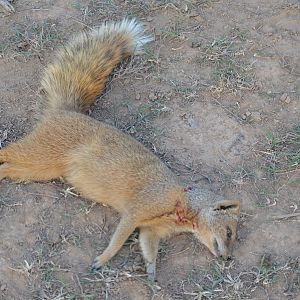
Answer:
(226, 226, 232, 240)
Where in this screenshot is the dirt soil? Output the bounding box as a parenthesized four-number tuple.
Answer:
(0, 0, 300, 299)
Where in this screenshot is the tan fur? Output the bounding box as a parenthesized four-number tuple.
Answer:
(0, 19, 241, 281)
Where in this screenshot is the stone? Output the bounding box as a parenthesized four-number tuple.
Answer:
(280, 93, 288, 102)
(280, 93, 291, 104)
(285, 96, 291, 104)
(252, 111, 262, 122)
(135, 93, 141, 101)
(149, 92, 157, 100)
(0, 284, 7, 291)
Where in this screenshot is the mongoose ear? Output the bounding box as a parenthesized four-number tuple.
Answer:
(212, 200, 241, 216)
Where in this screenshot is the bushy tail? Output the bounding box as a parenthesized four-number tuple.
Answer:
(40, 19, 152, 114)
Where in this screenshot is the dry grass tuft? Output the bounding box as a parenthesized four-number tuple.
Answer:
(258, 125, 300, 175)
(8, 20, 62, 56)
(197, 32, 256, 95)
(179, 256, 300, 299)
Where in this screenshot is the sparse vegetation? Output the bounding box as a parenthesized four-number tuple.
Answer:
(260, 125, 300, 175)
(0, 0, 299, 299)
(197, 35, 256, 94)
(115, 98, 168, 147)
(7, 20, 62, 56)
(180, 256, 300, 299)
(161, 19, 182, 40)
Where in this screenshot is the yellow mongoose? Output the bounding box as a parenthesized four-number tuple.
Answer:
(0, 19, 241, 281)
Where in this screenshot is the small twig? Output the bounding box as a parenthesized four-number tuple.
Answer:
(27, 192, 59, 199)
(241, 212, 254, 217)
(85, 202, 97, 215)
(169, 247, 190, 256)
(213, 99, 244, 123)
(0, 200, 22, 207)
(61, 186, 80, 198)
(271, 212, 300, 220)
(73, 274, 83, 295)
(67, 15, 93, 30)
(164, 3, 179, 11)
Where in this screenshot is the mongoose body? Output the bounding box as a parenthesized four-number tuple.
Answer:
(0, 19, 241, 281)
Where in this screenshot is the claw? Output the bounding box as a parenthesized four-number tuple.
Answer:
(91, 256, 101, 273)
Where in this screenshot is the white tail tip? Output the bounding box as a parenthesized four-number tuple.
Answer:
(92, 18, 153, 53)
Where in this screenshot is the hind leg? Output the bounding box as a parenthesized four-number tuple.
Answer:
(0, 139, 65, 182)
(0, 145, 63, 182)
(0, 163, 28, 181)
(0, 162, 64, 182)
(0, 164, 9, 181)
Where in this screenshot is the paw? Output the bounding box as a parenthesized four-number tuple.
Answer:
(91, 255, 103, 273)
(146, 262, 156, 282)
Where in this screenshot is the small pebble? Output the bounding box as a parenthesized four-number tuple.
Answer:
(149, 92, 157, 100)
(0, 284, 7, 291)
(280, 93, 291, 104)
(285, 96, 291, 104)
(16, 41, 29, 50)
(252, 111, 262, 122)
(188, 117, 198, 129)
(280, 93, 288, 101)
(135, 93, 141, 101)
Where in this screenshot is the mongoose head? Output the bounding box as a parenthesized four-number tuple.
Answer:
(184, 187, 241, 260)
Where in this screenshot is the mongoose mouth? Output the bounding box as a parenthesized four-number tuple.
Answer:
(213, 238, 231, 259)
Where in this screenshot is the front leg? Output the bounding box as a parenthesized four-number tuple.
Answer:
(139, 227, 160, 282)
(92, 214, 136, 271)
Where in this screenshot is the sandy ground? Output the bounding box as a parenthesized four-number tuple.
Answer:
(0, 0, 299, 299)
